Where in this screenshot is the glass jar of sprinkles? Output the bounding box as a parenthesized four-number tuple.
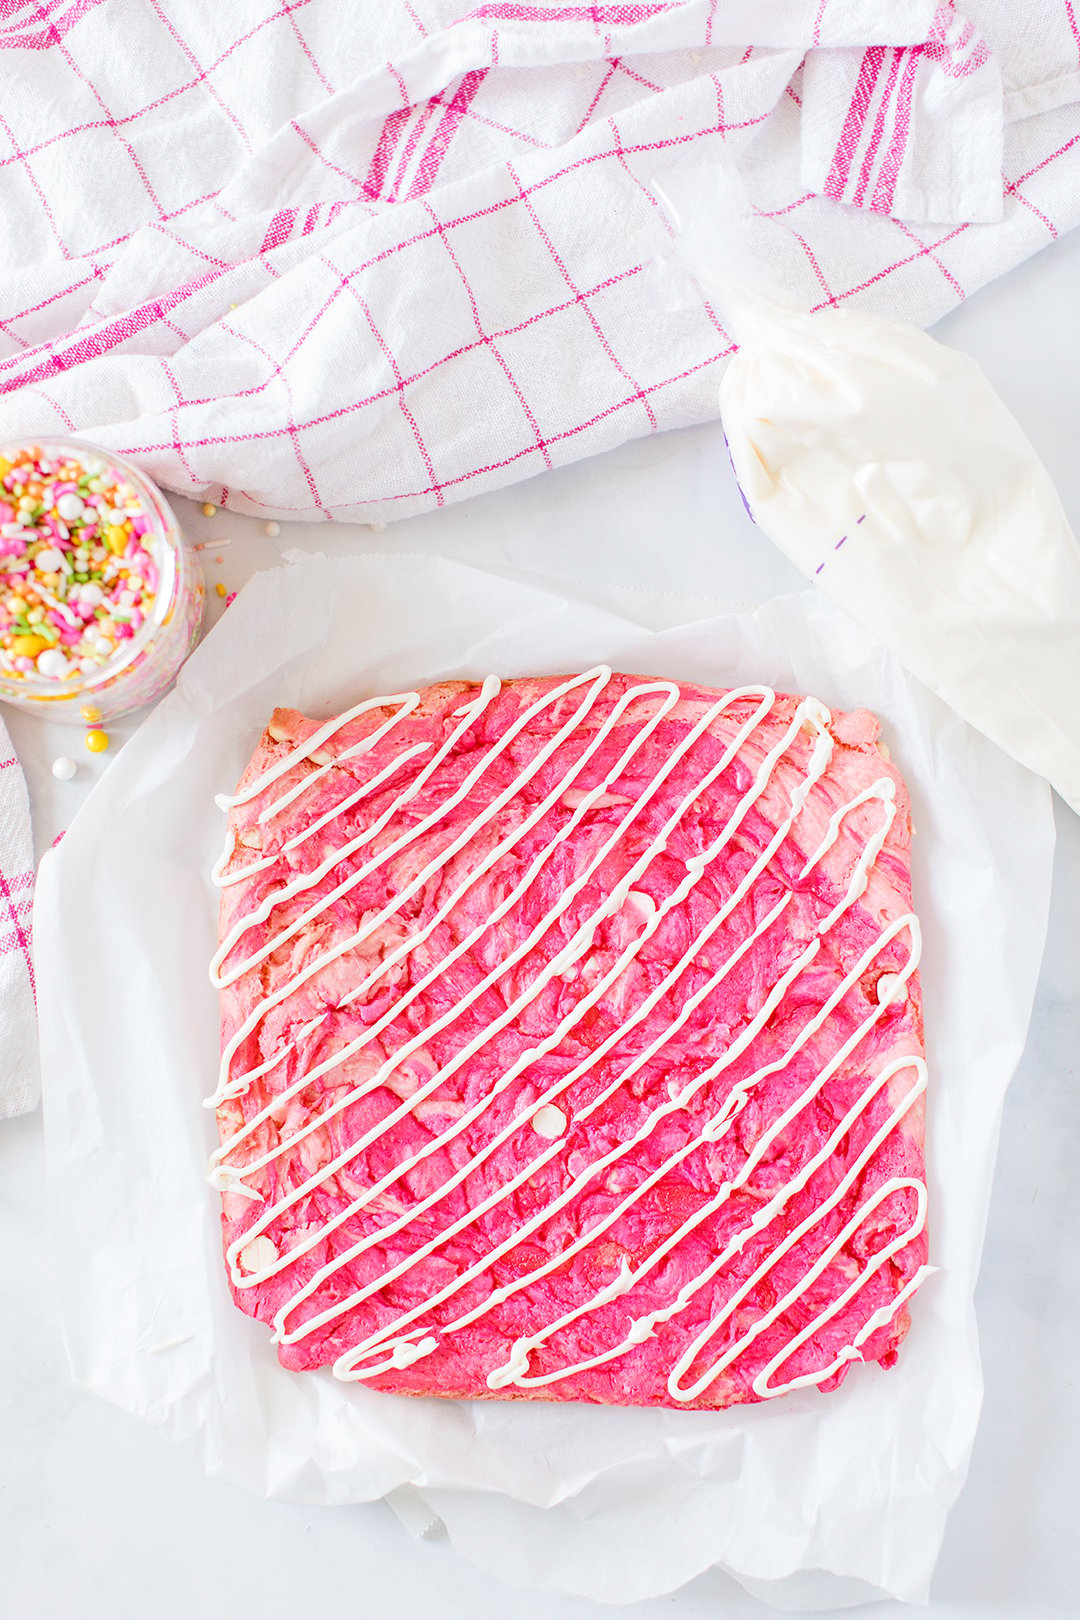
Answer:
(0, 437, 205, 722)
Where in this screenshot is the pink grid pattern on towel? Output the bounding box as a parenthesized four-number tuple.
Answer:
(0, 1, 1076, 522)
(0, 717, 37, 1118)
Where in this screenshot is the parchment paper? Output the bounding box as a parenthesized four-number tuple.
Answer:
(35, 553, 1054, 1609)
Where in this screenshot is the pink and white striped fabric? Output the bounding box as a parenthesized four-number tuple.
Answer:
(0, 0, 1076, 523)
(801, 5, 1003, 223)
(0, 713, 36, 1118)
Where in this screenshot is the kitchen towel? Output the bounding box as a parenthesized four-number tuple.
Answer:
(0, 714, 36, 1117)
(0, 1, 1077, 523)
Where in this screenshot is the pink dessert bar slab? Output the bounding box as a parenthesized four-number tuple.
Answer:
(210, 670, 930, 1409)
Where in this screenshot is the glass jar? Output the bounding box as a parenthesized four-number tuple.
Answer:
(0, 437, 205, 722)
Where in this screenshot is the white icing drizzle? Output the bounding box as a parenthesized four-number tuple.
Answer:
(209, 670, 689, 1131)
(209, 677, 773, 1166)
(307, 914, 921, 1387)
(211, 744, 434, 889)
(211, 675, 506, 990)
(215, 692, 423, 811)
(481, 1052, 925, 1398)
(803, 777, 896, 936)
(213, 683, 807, 1252)
(215, 677, 790, 1257)
(209, 672, 928, 1401)
(208, 667, 622, 1099)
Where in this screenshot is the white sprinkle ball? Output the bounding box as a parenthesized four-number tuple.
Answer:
(36, 648, 71, 679)
(55, 493, 85, 522)
(51, 756, 76, 781)
(34, 547, 64, 572)
(264, 521, 281, 537)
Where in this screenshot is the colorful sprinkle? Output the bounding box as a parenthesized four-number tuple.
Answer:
(264, 521, 281, 537)
(84, 728, 109, 753)
(80, 703, 102, 722)
(0, 444, 158, 686)
(215, 581, 227, 598)
(202, 502, 217, 517)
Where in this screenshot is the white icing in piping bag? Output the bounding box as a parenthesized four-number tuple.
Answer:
(659, 160, 1080, 812)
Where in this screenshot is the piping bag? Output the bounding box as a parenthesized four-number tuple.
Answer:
(657, 164, 1080, 813)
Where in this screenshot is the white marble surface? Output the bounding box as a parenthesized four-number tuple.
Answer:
(3, 227, 1080, 1618)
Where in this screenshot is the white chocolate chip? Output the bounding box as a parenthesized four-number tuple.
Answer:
(238, 1235, 278, 1274)
(532, 1104, 567, 1139)
(626, 889, 656, 920)
(876, 973, 904, 1006)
